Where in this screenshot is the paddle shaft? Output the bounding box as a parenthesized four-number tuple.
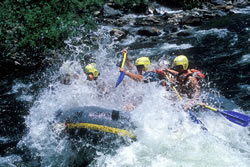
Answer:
(165, 74, 207, 129)
(165, 74, 183, 101)
(200, 104, 217, 112)
(200, 103, 249, 127)
(121, 52, 127, 68)
(166, 74, 249, 127)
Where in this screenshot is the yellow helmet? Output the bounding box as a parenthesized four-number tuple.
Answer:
(84, 63, 99, 78)
(173, 55, 189, 70)
(135, 57, 150, 71)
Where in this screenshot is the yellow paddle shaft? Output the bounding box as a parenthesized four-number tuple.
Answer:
(165, 74, 183, 101)
(165, 73, 218, 112)
(199, 104, 217, 112)
(121, 53, 127, 68)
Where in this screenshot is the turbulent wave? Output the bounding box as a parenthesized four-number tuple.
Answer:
(1, 6, 250, 167)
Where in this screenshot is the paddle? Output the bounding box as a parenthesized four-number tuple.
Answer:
(165, 74, 207, 129)
(200, 104, 250, 127)
(166, 73, 250, 127)
(165, 74, 182, 101)
(115, 51, 127, 87)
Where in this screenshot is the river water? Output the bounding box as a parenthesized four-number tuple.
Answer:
(0, 5, 249, 167)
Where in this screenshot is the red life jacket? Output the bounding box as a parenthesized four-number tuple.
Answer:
(177, 69, 205, 84)
(176, 69, 205, 98)
(151, 69, 167, 86)
(151, 69, 205, 87)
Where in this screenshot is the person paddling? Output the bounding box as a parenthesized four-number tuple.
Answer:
(119, 49, 166, 84)
(118, 49, 166, 111)
(165, 55, 205, 109)
(119, 49, 151, 81)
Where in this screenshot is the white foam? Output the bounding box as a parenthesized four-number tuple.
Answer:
(195, 28, 230, 38)
(156, 6, 182, 14)
(160, 43, 193, 50)
(230, 6, 250, 14)
(19, 26, 250, 167)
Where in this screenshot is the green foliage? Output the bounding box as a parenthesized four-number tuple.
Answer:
(0, 0, 205, 63)
(0, 0, 105, 57)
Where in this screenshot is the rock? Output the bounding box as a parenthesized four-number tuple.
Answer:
(212, 5, 234, 11)
(135, 16, 162, 26)
(214, 10, 228, 17)
(210, 0, 225, 5)
(163, 24, 179, 34)
(137, 27, 161, 36)
(177, 31, 192, 37)
(181, 15, 203, 26)
(110, 29, 128, 40)
(114, 18, 131, 27)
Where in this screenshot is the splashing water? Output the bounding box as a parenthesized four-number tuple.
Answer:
(89, 86, 250, 167)
(13, 20, 250, 167)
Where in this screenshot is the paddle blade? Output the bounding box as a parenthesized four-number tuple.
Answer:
(218, 110, 250, 127)
(115, 52, 127, 88)
(115, 71, 125, 87)
(188, 112, 207, 131)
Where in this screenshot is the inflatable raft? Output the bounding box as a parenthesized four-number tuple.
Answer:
(52, 106, 136, 166)
(55, 106, 136, 142)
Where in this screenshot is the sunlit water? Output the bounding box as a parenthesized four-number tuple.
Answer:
(1, 7, 250, 167)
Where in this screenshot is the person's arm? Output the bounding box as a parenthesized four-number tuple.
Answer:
(120, 68, 143, 81)
(161, 69, 177, 84)
(164, 68, 179, 76)
(125, 71, 143, 81)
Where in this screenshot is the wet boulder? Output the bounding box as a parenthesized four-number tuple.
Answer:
(181, 15, 203, 26)
(110, 29, 128, 40)
(135, 16, 162, 26)
(137, 27, 161, 36)
(212, 5, 234, 11)
(210, 0, 225, 5)
(163, 24, 179, 34)
(176, 31, 192, 37)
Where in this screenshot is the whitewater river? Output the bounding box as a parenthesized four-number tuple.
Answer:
(0, 5, 249, 167)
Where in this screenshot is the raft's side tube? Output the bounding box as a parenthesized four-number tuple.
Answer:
(55, 106, 136, 139)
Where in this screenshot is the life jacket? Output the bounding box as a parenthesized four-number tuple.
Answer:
(177, 69, 205, 84)
(153, 69, 167, 86)
(153, 69, 166, 79)
(176, 69, 205, 97)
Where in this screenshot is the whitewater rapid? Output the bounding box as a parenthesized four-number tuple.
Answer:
(18, 29, 250, 166)
(2, 7, 249, 166)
